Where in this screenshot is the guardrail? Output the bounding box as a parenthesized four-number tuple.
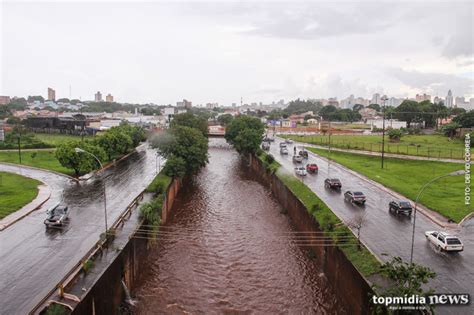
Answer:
(29, 190, 146, 314)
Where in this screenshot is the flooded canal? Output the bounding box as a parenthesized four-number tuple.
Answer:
(134, 139, 346, 314)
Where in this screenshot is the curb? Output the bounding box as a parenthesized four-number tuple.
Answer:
(278, 137, 461, 229)
(0, 184, 52, 231)
(0, 162, 78, 182)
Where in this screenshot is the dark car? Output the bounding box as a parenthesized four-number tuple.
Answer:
(306, 163, 318, 173)
(389, 200, 413, 215)
(298, 150, 309, 158)
(344, 191, 366, 205)
(324, 178, 342, 189)
(44, 204, 69, 227)
(262, 142, 270, 151)
(292, 155, 304, 163)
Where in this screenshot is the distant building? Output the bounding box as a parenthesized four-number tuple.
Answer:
(470, 98, 474, 110)
(0, 96, 10, 105)
(47, 88, 56, 101)
(445, 90, 453, 108)
(177, 99, 192, 109)
(416, 94, 431, 102)
(433, 96, 443, 104)
(105, 94, 114, 102)
(455, 96, 469, 108)
(95, 91, 103, 102)
(206, 103, 219, 109)
(371, 93, 381, 105)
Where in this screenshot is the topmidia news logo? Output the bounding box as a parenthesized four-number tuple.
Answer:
(465, 133, 471, 205)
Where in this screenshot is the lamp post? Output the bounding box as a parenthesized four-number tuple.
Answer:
(156, 152, 161, 174)
(75, 147, 108, 236)
(409, 170, 465, 264)
(381, 95, 388, 169)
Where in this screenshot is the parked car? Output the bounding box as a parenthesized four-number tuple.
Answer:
(295, 166, 307, 176)
(298, 150, 309, 158)
(285, 138, 294, 144)
(344, 191, 366, 205)
(425, 231, 464, 252)
(44, 203, 69, 227)
(306, 163, 319, 173)
(292, 155, 304, 163)
(324, 178, 342, 189)
(389, 200, 413, 215)
(262, 142, 270, 151)
(280, 147, 289, 155)
(279, 142, 287, 148)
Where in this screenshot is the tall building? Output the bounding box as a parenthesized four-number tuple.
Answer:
(0, 96, 11, 105)
(455, 96, 468, 108)
(371, 93, 381, 105)
(47, 87, 56, 101)
(433, 96, 443, 104)
(416, 93, 431, 102)
(445, 90, 453, 108)
(95, 91, 102, 102)
(106, 94, 114, 102)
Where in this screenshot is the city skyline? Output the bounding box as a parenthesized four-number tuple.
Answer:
(2, 1, 473, 104)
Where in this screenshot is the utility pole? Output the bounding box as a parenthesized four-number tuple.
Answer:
(381, 95, 388, 169)
(327, 120, 332, 177)
(17, 130, 22, 164)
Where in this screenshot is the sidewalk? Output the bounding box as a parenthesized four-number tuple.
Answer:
(0, 183, 51, 231)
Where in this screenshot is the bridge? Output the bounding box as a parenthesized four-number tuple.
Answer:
(208, 125, 225, 137)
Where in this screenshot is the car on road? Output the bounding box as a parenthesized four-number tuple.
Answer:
(292, 155, 304, 163)
(324, 178, 342, 189)
(344, 191, 366, 205)
(44, 203, 69, 227)
(280, 147, 289, 155)
(262, 142, 270, 151)
(306, 163, 318, 173)
(264, 136, 275, 142)
(285, 138, 294, 144)
(279, 142, 287, 148)
(389, 200, 413, 215)
(298, 150, 309, 158)
(294, 166, 307, 176)
(425, 231, 464, 252)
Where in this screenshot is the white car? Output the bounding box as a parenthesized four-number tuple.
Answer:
(425, 231, 464, 252)
(295, 166, 307, 176)
(285, 138, 294, 144)
(280, 147, 289, 155)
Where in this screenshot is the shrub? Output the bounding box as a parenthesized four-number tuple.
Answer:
(45, 303, 68, 315)
(388, 129, 403, 142)
(265, 154, 275, 164)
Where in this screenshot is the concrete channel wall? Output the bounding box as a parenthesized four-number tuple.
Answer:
(248, 154, 373, 315)
(70, 178, 182, 315)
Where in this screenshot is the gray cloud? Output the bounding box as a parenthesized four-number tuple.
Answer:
(388, 68, 473, 96)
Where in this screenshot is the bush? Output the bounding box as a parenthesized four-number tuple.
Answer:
(388, 129, 403, 142)
(45, 303, 69, 315)
(265, 154, 275, 164)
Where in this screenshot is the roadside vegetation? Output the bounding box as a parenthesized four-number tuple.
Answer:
(0, 127, 53, 150)
(0, 172, 40, 219)
(282, 134, 465, 159)
(225, 115, 265, 155)
(34, 133, 91, 146)
(308, 147, 471, 223)
(255, 151, 380, 276)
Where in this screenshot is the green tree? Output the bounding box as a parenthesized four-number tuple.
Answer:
(388, 129, 403, 142)
(395, 100, 422, 128)
(453, 110, 474, 128)
(162, 155, 187, 178)
(225, 116, 264, 155)
(442, 122, 461, 139)
(97, 129, 132, 160)
(27, 95, 45, 103)
(55, 141, 107, 176)
(217, 114, 234, 126)
(368, 103, 381, 112)
(284, 98, 322, 115)
(319, 105, 338, 120)
(56, 98, 70, 103)
(353, 104, 364, 112)
(171, 112, 208, 136)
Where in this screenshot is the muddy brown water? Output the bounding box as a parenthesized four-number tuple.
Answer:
(134, 139, 346, 314)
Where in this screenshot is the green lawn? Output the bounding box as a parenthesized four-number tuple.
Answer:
(0, 172, 40, 219)
(0, 150, 74, 175)
(34, 133, 92, 146)
(256, 151, 380, 276)
(282, 134, 465, 159)
(308, 148, 471, 223)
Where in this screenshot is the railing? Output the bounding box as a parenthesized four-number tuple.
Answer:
(29, 190, 146, 314)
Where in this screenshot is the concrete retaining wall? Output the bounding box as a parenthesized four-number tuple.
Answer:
(71, 177, 182, 315)
(248, 154, 373, 315)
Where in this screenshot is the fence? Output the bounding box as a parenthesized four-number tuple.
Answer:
(290, 136, 464, 160)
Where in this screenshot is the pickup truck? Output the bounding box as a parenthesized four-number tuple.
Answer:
(44, 203, 69, 227)
(389, 200, 413, 215)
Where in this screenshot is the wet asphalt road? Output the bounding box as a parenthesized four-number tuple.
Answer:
(0, 147, 158, 315)
(269, 139, 474, 315)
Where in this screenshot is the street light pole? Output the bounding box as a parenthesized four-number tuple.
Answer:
(381, 96, 388, 169)
(75, 147, 108, 236)
(409, 170, 465, 264)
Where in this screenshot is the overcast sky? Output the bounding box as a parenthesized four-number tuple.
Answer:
(1, 0, 473, 105)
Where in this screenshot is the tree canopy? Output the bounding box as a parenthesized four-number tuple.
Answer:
(171, 112, 208, 136)
(225, 115, 264, 155)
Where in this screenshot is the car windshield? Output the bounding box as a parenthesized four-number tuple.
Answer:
(446, 238, 461, 245)
(331, 179, 340, 183)
(399, 201, 411, 208)
(354, 192, 364, 196)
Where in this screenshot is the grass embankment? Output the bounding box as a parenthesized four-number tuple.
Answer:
(282, 134, 465, 159)
(256, 151, 380, 276)
(34, 133, 91, 146)
(308, 148, 471, 223)
(0, 150, 74, 175)
(0, 172, 40, 219)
